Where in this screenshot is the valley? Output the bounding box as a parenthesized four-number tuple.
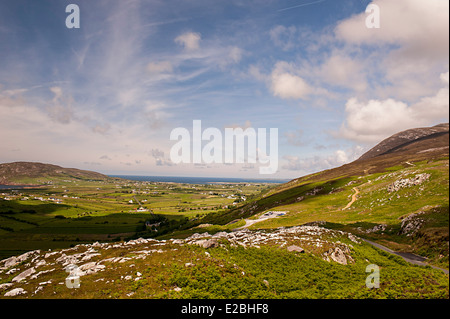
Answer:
(0, 123, 449, 299)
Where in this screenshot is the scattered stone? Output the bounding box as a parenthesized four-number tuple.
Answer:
(399, 212, 425, 236)
(12, 267, 36, 283)
(327, 247, 348, 265)
(191, 239, 219, 249)
(4, 287, 27, 297)
(34, 259, 47, 268)
(287, 245, 304, 253)
(365, 224, 387, 234)
(387, 173, 431, 192)
(30, 268, 56, 280)
(1, 250, 40, 270)
(0, 283, 13, 290)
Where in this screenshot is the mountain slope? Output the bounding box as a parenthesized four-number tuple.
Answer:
(358, 123, 449, 161)
(0, 162, 110, 185)
(206, 123, 449, 222)
(198, 123, 449, 268)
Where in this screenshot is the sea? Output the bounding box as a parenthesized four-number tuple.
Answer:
(109, 175, 290, 185)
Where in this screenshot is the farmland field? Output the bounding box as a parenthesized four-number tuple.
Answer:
(0, 177, 275, 259)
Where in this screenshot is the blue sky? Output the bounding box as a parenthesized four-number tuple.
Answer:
(0, 0, 448, 178)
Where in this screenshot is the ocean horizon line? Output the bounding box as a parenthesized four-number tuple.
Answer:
(109, 174, 290, 184)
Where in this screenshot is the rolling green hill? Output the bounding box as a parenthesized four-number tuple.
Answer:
(196, 123, 449, 268)
(0, 162, 111, 185)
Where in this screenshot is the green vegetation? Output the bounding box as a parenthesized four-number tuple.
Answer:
(3, 237, 447, 299)
(198, 158, 449, 270)
(0, 178, 272, 259)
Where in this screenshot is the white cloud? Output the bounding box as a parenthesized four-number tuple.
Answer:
(320, 54, 367, 92)
(440, 71, 449, 85)
(282, 145, 364, 173)
(335, 0, 449, 59)
(270, 62, 313, 100)
(337, 71, 449, 143)
(175, 32, 201, 51)
(335, 0, 449, 101)
(330, 0, 449, 144)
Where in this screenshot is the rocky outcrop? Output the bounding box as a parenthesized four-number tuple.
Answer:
(387, 173, 430, 192)
(4, 288, 27, 297)
(363, 224, 387, 234)
(0, 225, 362, 298)
(0, 250, 40, 270)
(12, 267, 36, 283)
(399, 212, 425, 236)
(190, 238, 219, 249)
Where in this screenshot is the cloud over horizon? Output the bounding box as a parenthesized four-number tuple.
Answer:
(0, 0, 448, 178)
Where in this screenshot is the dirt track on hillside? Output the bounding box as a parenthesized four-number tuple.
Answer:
(343, 187, 359, 210)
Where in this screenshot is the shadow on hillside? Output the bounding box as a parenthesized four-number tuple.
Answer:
(0, 199, 69, 215)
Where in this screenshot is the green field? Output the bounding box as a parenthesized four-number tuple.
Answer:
(0, 178, 273, 259)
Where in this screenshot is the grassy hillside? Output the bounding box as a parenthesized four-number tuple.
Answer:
(191, 127, 449, 270)
(0, 226, 448, 299)
(0, 162, 111, 185)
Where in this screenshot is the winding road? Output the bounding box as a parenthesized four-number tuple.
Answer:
(362, 238, 449, 274)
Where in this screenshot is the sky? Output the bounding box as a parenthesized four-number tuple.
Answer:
(0, 0, 448, 179)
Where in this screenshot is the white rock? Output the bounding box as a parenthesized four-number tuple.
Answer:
(0, 283, 13, 290)
(4, 287, 27, 297)
(12, 267, 36, 283)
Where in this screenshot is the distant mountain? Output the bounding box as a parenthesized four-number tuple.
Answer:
(0, 162, 110, 185)
(358, 123, 449, 161)
(288, 123, 450, 185)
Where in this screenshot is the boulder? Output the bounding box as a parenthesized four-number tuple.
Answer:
(4, 288, 27, 297)
(328, 247, 347, 265)
(287, 245, 305, 253)
(12, 267, 36, 283)
(191, 239, 219, 249)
